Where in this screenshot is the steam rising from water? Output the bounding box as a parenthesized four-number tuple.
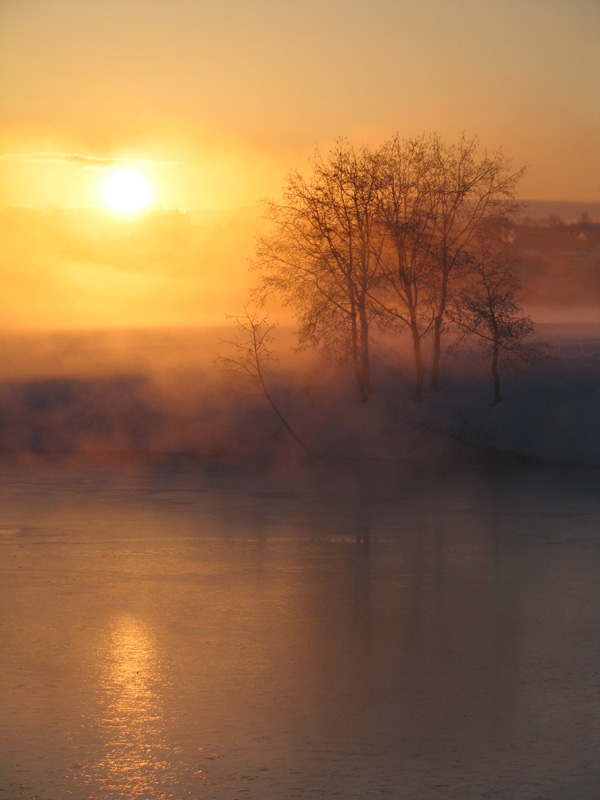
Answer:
(0, 322, 598, 464)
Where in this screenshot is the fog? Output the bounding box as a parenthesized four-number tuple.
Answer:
(2, 3, 598, 795)
(0, 322, 598, 465)
(1, 322, 598, 797)
(0, 207, 261, 328)
(1, 204, 598, 330)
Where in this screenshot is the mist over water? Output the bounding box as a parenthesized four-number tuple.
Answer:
(2, 1, 599, 794)
(0, 321, 598, 463)
(0, 322, 598, 797)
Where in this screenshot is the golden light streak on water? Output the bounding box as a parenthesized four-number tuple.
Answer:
(94, 615, 174, 799)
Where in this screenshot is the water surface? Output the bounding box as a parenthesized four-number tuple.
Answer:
(1, 458, 599, 799)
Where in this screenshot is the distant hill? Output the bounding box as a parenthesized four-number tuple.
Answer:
(520, 200, 600, 223)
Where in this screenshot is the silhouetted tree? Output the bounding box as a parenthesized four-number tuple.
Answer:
(253, 133, 526, 404)
(254, 139, 383, 402)
(427, 135, 526, 391)
(374, 135, 439, 400)
(217, 308, 313, 454)
(450, 231, 542, 404)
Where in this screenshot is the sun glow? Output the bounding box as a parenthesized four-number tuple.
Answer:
(101, 167, 153, 214)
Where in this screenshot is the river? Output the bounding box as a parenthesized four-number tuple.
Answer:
(1, 456, 599, 799)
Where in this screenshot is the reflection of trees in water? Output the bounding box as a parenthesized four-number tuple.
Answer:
(324, 472, 525, 744)
(402, 491, 522, 735)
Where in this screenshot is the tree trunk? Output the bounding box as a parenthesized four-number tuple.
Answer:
(254, 360, 314, 456)
(410, 319, 425, 401)
(430, 268, 448, 392)
(358, 300, 371, 400)
(350, 309, 368, 403)
(491, 340, 502, 404)
(402, 280, 424, 401)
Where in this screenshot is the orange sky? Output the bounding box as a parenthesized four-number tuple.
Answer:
(1, 0, 599, 209)
(0, 0, 598, 328)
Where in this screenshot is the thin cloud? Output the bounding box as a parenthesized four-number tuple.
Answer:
(0, 152, 177, 169)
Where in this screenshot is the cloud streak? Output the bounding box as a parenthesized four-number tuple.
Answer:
(0, 152, 177, 169)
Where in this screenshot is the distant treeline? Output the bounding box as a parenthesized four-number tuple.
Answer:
(513, 217, 600, 306)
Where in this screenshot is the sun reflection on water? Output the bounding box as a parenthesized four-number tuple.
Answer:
(94, 615, 175, 798)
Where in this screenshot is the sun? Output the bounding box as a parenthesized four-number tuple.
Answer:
(101, 167, 153, 214)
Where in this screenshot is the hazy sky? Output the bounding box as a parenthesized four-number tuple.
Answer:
(0, 0, 598, 329)
(1, 0, 599, 209)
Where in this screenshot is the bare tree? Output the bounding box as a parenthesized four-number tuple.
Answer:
(254, 139, 383, 402)
(252, 133, 526, 404)
(217, 308, 313, 455)
(374, 135, 439, 400)
(427, 134, 526, 392)
(450, 230, 543, 404)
